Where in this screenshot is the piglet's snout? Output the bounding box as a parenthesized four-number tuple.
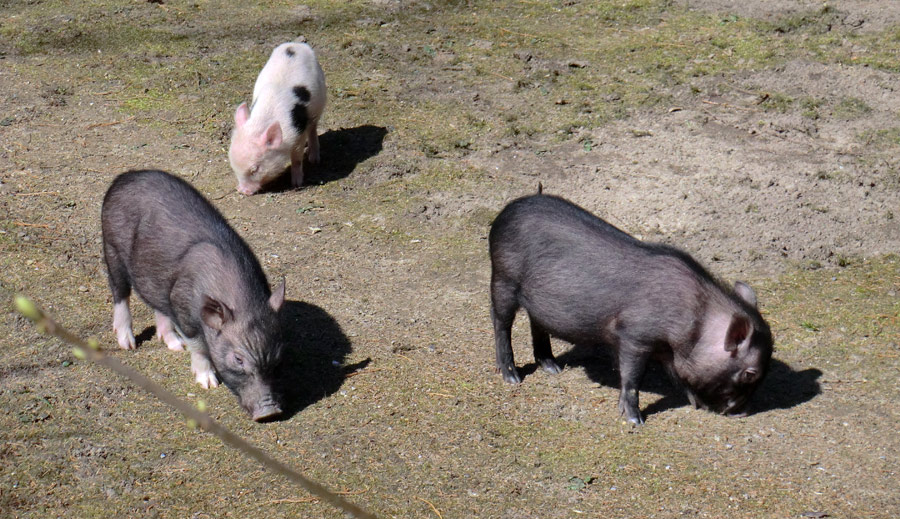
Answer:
(721, 398, 749, 417)
(237, 182, 260, 196)
(248, 395, 283, 422)
(251, 403, 282, 422)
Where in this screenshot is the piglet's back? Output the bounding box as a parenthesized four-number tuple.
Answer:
(250, 42, 326, 135)
(101, 170, 270, 302)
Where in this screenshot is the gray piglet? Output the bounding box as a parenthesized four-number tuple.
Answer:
(101, 170, 286, 421)
(489, 193, 774, 425)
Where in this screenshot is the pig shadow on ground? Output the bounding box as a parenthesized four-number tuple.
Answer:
(751, 360, 822, 414)
(261, 125, 388, 193)
(134, 326, 156, 346)
(552, 344, 686, 417)
(551, 344, 822, 420)
(274, 300, 369, 419)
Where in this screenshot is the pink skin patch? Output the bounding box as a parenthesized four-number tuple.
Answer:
(154, 312, 184, 351)
(113, 299, 136, 350)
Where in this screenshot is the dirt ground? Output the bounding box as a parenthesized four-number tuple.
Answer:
(1, 1, 898, 518)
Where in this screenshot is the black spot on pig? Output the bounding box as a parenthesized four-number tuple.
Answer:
(291, 103, 308, 134)
(290, 86, 312, 133)
(293, 85, 311, 103)
(285, 47, 295, 57)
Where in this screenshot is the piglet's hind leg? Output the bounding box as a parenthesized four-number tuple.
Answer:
(616, 343, 649, 426)
(113, 299, 136, 350)
(307, 120, 320, 164)
(154, 312, 184, 351)
(290, 134, 309, 187)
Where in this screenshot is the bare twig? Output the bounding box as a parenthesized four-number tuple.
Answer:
(13, 296, 380, 519)
(702, 99, 753, 112)
(269, 497, 319, 504)
(426, 392, 455, 399)
(209, 191, 234, 201)
(14, 191, 60, 197)
(84, 117, 134, 131)
(499, 27, 538, 39)
(344, 368, 383, 379)
(487, 70, 515, 82)
(13, 221, 55, 229)
(417, 497, 443, 519)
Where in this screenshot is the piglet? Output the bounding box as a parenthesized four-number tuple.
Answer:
(489, 193, 774, 425)
(229, 42, 326, 195)
(102, 169, 286, 421)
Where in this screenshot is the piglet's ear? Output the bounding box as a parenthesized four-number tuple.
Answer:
(724, 315, 752, 353)
(740, 367, 760, 384)
(234, 103, 250, 128)
(262, 121, 283, 149)
(734, 281, 758, 308)
(201, 296, 234, 331)
(269, 277, 286, 312)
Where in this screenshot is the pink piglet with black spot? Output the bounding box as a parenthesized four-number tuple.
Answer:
(229, 41, 326, 195)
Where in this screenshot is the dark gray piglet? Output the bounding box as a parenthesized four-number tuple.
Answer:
(489, 193, 774, 425)
(101, 169, 286, 421)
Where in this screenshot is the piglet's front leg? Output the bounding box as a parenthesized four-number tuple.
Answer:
(113, 299, 137, 350)
(191, 350, 219, 389)
(617, 344, 649, 426)
(182, 336, 218, 389)
(155, 312, 184, 351)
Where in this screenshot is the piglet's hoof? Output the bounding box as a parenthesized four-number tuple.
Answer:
(116, 328, 137, 350)
(498, 365, 522, 384)
(194, 369, 219, 390)
(539, 358, 562, 375)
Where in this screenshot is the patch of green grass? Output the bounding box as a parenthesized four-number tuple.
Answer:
(9, 0, 878, 157)
(3, 6, 184, 56)
(466, 206, 497, 229)
(797, 19, 900, 73)
(760, 92, 795, 113)
(799, 96, 824, 119)
(764, 6, 843, 35)
(305, 0, 814, 150)
(763, 255, 900, 385)
(834, 97, 873, 120)
(800, 321, 820, 332)
(859, 127, 900, 148)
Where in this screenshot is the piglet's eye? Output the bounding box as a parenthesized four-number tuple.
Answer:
(234, 355, 244, 366)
